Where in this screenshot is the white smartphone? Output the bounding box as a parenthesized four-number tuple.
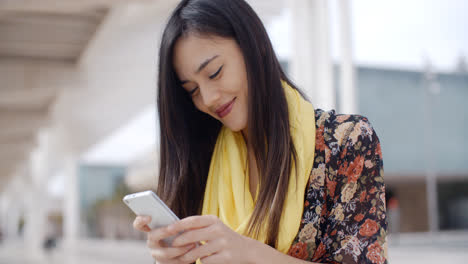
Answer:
(123, 190, 180, 246)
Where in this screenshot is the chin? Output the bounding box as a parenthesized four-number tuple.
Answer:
(224, 124, 243, 132)
(223, 118, 246, 132)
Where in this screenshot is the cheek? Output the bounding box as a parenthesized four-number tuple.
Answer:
(238, 96, 249, 124)
(229, 76, 248, 128)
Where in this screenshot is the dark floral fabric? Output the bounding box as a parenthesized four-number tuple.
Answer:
(287, 109, 388, 264)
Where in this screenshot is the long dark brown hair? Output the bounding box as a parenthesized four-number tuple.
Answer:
(156, 0, 306, 249)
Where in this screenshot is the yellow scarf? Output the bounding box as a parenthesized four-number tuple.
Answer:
(201, 81, 316, 253)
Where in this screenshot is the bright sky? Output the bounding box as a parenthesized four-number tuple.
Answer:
(269, 0, 468, 71)
(350, 0, 468, 70)
(80, 0, 468, 167)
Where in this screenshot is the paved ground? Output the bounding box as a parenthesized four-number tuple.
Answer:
(1, 231, 468, 263)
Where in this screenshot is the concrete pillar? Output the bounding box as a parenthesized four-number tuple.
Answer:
(313, 0, 335, 110)
(63, 154, 80, 248)
(0, 193, 6, 240)
(48, 125, 81, 251)
(290, 0, 315, 98)
(23, 130, 52, 259)
(423, 60, 440, 233)
(426, 173, 439, 232)
(1, 171, 27, 242)
(23, 183, 46, 259)
(290, 0, 335, 110)
(5, 197, 21, 240)
(337, 0, 358, 114)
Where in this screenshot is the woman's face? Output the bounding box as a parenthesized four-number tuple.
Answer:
(173, 34, 249, 132)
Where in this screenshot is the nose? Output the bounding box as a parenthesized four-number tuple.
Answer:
(199, 84, 221, 109)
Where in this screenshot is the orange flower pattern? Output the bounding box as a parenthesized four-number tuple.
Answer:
(366, 241, 386, 264)
(287, 242, 309, 260)
(359, 219, 379, 237)
(288, 109, 388, 263)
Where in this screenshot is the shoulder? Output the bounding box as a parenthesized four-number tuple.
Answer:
(314, 108, 380, 150)
(289, 109, 387, 263)
(313, 108, 383, 183)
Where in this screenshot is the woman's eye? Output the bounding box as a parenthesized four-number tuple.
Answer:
(209, 65, 223, 79)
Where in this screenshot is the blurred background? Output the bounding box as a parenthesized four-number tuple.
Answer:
(0, 0, 467, 263)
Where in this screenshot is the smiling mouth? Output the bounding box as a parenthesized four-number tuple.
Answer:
(215, 97, 236, 118)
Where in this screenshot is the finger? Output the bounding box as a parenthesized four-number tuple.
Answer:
(133, 215, 151, 232)
(171, 225, 220, 247)
(177, 240, 223, 264)
(133, 215, 152, 232)
(168, 215, 218, 234)
(149, 243, 196, 261)
(147, 226, 181, 248)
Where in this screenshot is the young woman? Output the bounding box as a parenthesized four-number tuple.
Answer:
(133, 0, 388, 263)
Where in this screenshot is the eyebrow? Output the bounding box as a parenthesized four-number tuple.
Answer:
(180, 55, 219, 84)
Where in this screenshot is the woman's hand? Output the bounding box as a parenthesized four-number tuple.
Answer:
(135, 215, 314, 264)
(133, 215, 197, 264)
(167, 215, 261, 264)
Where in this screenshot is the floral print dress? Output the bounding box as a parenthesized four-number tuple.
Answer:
(287, 109, 388, 264)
